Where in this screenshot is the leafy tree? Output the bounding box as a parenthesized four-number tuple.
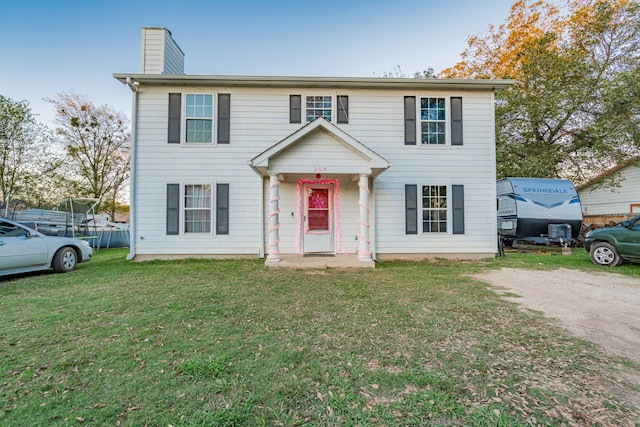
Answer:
(0, 95, 61, 209)
(47, 92, 131, 219)
(441, 0, 640, 184)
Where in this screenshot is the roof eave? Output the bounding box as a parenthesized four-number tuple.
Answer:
(577, 157, 640, 190)
(113, 73, 514, 91)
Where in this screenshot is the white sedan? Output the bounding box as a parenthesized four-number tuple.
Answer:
(0, 218, 93, 277)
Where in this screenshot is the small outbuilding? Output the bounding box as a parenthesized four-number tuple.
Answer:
(578, 159, 640, 224)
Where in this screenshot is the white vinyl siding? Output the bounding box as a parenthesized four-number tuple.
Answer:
(373, 92, 496, 255)
(162, 30, 185, 74)
(269, 132, 368, 173)
(579, 165, 640, 216)
(141, 29, 164, 75)
(136, 91, 259, 255)
(133, 87, 497, 257)
(141, 28, 184, 75)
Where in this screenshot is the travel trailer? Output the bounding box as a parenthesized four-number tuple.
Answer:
(497, 178, 583, 245)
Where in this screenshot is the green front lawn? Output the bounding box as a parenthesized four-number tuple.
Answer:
(0, 249, 638, 426)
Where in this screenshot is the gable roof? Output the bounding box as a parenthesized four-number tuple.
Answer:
(577, 158, 640, 190)
(248, 118, 389, 178)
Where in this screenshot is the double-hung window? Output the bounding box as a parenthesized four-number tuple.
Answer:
(186, 94, 213, 143)
(306, 96, 332, 122)
(290, 95, 349, 124)
(405, 184, 465, 235)
(404, 96, 463, 146)
(167, 93, 231, 144)
(421, 185, 447, 232)
(184, 184, 211, 233)
(420, 98, 446, 145)
(166, 183, 229, 235)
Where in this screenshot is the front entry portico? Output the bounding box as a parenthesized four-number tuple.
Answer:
(248, 118, 389, 266)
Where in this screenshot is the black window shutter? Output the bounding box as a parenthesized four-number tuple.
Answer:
(290, 95, 302, 123)
(451, 97, 463, 146)
(218, 93, 230, 144)
(166, 184, 180, 235)
(216, 183, 229, 235)
(452, 185, 465, 234)
(168, 93, 181, 144)
(405, 184, 417, 234)
(404, 96, 416, 145)
(337, 95, 349, 124)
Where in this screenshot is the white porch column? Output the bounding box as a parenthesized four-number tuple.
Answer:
(267, 174, 281, 261)
(357, 174, 372, 261)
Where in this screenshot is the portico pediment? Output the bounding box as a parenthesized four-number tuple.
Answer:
(249, 118, 389, 178)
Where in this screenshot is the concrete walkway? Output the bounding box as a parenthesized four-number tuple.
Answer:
(265, 254, 376, 268)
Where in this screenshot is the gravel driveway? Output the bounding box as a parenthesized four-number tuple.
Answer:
(473, 267, 640, 411)
(471, 268, 640, 364)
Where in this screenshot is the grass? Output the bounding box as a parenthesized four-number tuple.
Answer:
(0, 248, 638, 426)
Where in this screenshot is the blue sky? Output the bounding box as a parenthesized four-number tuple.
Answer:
(0, 0, 514, 126)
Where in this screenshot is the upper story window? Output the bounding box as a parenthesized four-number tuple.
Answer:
(168, 93, 230, 145)
(306, 96, 332, 122)
(404, 96, 463, 146)
(290, 95, 349, 124)
(420, 98, 446, 145)
(186, 95, 213, 143)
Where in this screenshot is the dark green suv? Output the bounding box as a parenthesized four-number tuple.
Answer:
(584, 215, 640, 266)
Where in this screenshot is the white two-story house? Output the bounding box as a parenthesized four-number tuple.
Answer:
(114, 27, 512, 266)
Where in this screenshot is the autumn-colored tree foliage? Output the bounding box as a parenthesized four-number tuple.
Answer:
(47, 92, 131, 218)
(442, 0, 640, 183)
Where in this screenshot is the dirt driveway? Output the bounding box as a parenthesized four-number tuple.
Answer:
(472, 267, 640, 413)
(471, 268, 640, 364)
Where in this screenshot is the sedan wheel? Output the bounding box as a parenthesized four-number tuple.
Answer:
(53, 247, 78, 273)
(589, 242, 622, 267)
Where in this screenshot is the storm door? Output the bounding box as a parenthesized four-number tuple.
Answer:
(302, 184, 334, 253)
